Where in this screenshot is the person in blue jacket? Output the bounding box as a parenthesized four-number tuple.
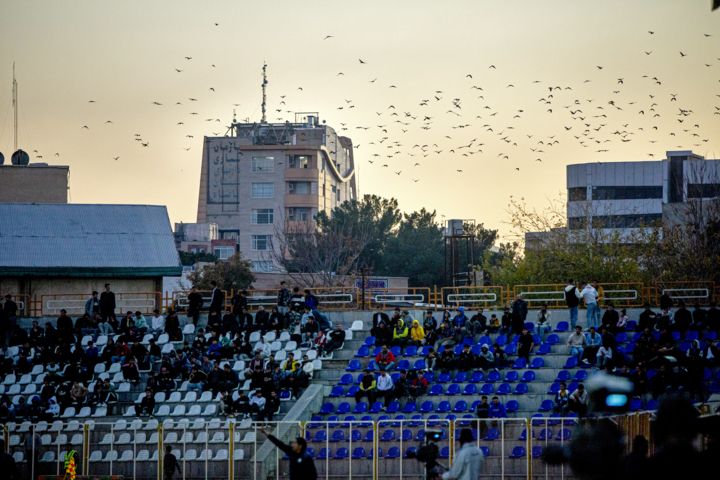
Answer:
(453, 307, 470, 343)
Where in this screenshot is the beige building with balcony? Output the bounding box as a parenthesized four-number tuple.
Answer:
(196, 115, 357, 272)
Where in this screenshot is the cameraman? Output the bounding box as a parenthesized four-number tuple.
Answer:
(442, 428, 483, 480)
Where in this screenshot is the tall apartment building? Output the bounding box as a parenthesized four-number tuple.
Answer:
(566, 150, 720, 234)
(196, 114, 357, 272)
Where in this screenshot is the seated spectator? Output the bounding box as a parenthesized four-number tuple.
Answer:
(706, 302, 720, 332)
(222, 308, 238, 336)
(301, 354, 314, 380)
(267, 306, 283, 332)
(376, 345, 395, 371)
(355, 370, 376, 405)
(165, 311, 182, 341)
(313, 329, 327, 353)
(637, 303, 657, 332)
(601, 304, 619, 332)
(437, 346, 456, 373)
(70, 381, 89, 404)
(244, 353, 265, 380)
(122, 358, 141, 383)
(452, 307, 470, 343)
(28, 321, 44, 349)
(139, 389, 155, 416)
(651, 364, 674, 399)
(302, 316, 319, 344)
(157, 367, 176, 395)
(375, 370, 394, 408)
(568, 383, 588, 418)
(111, 340, 130, 364)
(691, 303, 707, 331)
(492, 343, 506, 370)
(248, 391, 266, 419)
(610, 309, 628, 335)
(148, 309, 165, 339)
(130, 340, 149, 369)
(220, 364, 240, 392)
(477, 344, 494, 371)
(322, 323, 346, 357)
(487, 314, 500, 334)
(673, 301, 692, 332)
(701, 339, 718, 367)
(470, 309, 488, 336)
(145, 371, 158, 394)
(408, 320, 425, 347)
(207, 339, 222, 360)
(457, 344, 476, 372)
(434, 315, 455, 351)
(499, 307, 513, 335)
(536, 305, 552, 339)
(553, 382, 570, 416)
(585, 327, 602, 365)
(135, 311, 149, 333)
(233, 391, 250, 418)
(655, 308, 673, 332)
(424, 348, 438, 371)
(597, 345, 613, 369)
(46, 398, 60, 418)
(84, 341, 99, 368)
(517, 327, 534, 364)
(422, 310, 438, 346)
(147, 338, 161, 366)
(204, 362, 223, 395)
(372, 306, 390, 329)
(371, 321, 392, 347)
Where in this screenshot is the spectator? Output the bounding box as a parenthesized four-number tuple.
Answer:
(130, 340, 149, 368)
(268, 306, 283, 332)
(408, 371, 428, 399)
(302, 316, 319, 343)
(655, 308, 674, 332)
(579, 282, 600, 330)
(258, 390, 281, 422)
(134, 311, 148, 334)
(375, 370, 394, 408)
(313, 330, 327, 353)
(568, 383, 588, 418)
(492, 343, 506, 370)
(437, 346, 456, 373)
(553, 382, 570, 416)
(674, 301, 692, 332)
(255, 305, 270, 334)
(487, 314, 500, 334)
(99, 284, 116, 324)
(691, 303, 707, 331)
(289, 287, 304, 311)
(147, 338, 161, 366)
(122, 358, 140, 383)
(372, 306, 390, 329)
(111, 340, 130, 364)
(488, 396, 507, 420)
(434, 314, 455, 351)
(611, 309, 628, 335)
(204, 362, 223, 396)
(391, 322, 409, 347)
(70, 381, 88, 404)
(499, 307, 513, 335)
(517, 327, 534, 364)
(470, 308, 488, 336)
(390, 370, 409, 403)
(139, 389, 155, 416)
(510, 294, 529, 335)
(700, 339, 718, 367)
(475, 395, 490, 438)
(322, 323, 346, 357)
(147, 309, 165, 339)
(157, 367, 176, 395)
(601, 304, 619, 332)
(567, 325, 588, 364)
(207, 339, 222, 360)
(0, 438, 21, 480)
(452, 307, 469, 343)
(706, 302, 720, 332)
(597, 345, 613, 369)
(371, 321, 392, 347)
(536, 304, 552, 340)
(585, 327, 602, 365)
(277, 281, 292, 315)
(376, 345, 395, 371)
(303, 289, 319, 310)
(163, 445, 182, 480)
(355, 370, 376, 405)
(408, 320, 425, 347)
(424, 348, 438, 371)
(401, 310, 416, 328)
(24, 429, 42, 477)
(637, 303, 658, 332)
(220, 364, 240, 392)
(565, 279, 580, 328)
(457, 344, 476, 372)
(232, 391, 250, 417)
(283, 353, 299, 373)
(209, 281, 224, 314)
(477, 344, 494, 371)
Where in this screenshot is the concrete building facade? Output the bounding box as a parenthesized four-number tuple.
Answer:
(0, 164, 69, 203)
(196, 115, 357, 273)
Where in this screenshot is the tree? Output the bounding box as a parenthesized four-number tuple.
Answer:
(187, 253, 255, 292)
(178, 251, 219, 265)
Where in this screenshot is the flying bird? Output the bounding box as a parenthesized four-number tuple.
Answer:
(113, 157, 119, 161)
(359, 59, 366, 64)
(323, 36, 333, 40)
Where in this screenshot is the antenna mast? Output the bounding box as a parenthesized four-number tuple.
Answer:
(261, 62, 267, 124)
(12, 63, 18, 151)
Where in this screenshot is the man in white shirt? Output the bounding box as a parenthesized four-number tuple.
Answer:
(578, 282, 600, 330)
(254, 338, 272, 358)
(248, 391, 266, 419)
(375, 370, 394, 410)
(566, 326, 588, 364)
(148, 309, 165, 339)
(568, 383, 589, 418)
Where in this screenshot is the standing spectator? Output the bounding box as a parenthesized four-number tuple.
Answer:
(674, 301, 692, 332)
(376, 345, 395, 371)
(475, 395, 490, 438)
(578, 282, 599, 330)
(187, 286, 203, 326)
(259, 428, 317, 480)
(28, 321, 44, 350)
(691, 303, 707, 331)
(592, 281, 605, 306)
(442, 428, 483, 480)
(2, 294, 18, 345)
(163, 445, 182, 480)
(706, 302, 720, 332)
(517, 327, 534, 364)
(99, 284, 116, 324)
(209, 281, 224, 314)
(0, 439, 21, 480)
(565, 280, 580, 328)
(322, 323, 346, 357)
(258, 390, 280, 422)
(567, 326, 587, 364)
(375, 370, 394, 408)
(148, 309, 165, 339)
(355, 370, 376, 405)
(277, 281, 292, 315)
(510, 294, 529, 335)
(568, 383, 588, 418)
(372, 306, 390, 329)
(25, 430, 42, 479)
(500, 307, 513, 335)
(289, 287, 304, 311)
(230, 290, 248, 321)
(552, 382, 570, 416)
(85, 291, 101, 317)
(303, 289, 319, 310)
(536, 304, 552, 340)
(139, 389, 155, 416)
(165, 311, 182, 341)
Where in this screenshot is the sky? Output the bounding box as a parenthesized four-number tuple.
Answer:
(1, 0, 719, 240)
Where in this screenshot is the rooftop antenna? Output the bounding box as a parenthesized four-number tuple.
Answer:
(12, 62, 18, 152)
(261, 62, 267, 124)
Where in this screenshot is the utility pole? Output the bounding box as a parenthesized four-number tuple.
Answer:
(13, 62, 18, 151)
(261, 62, 267, 124)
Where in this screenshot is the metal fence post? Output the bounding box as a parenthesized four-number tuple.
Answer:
(526, 418, 531, 480)
(83, 422, 89, 475)
(158, 421, 164, 480)
(229, 421, 235, 480)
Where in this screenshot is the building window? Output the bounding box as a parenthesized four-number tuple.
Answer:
(252, 209, 274, 224)
(568, 217, 587, 230)
(687, 183, 720, 199)
(591, 186, 663, 201)
(251, 183, 274, 198)
(220, 230, 239, 240)
(252, 235, 271, 251)
(568, 187, 587, 202)
(288, 182, 310, 194)
(591, 214, 662, 229)
(290, 156, 309, 169)
(252, 261, 274, 273)
(214, 246, 234, 259)
(190, 248, 206, 253)
(288, 207, 310, 221)
(252, 157, 274, 173)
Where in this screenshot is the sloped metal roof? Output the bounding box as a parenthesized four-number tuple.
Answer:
(0, 203, 182, 277)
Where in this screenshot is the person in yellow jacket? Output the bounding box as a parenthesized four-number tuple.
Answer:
(391, 323, 409, 348)
(408, 319, 425, 347)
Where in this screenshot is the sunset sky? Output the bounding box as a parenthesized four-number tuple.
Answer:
(1, 0, 719, 239)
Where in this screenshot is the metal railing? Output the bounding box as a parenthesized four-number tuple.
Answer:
(172, 290, 229, 312)
(442, 286, 504, 309)
(41, 292, 162, 317)
(360, 287, 432, 310)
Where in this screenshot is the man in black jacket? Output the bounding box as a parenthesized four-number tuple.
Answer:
(260, 428, 317, 480)
(99, 284, 116, 323)
(187, 286, 203, 326)
(565, 279, 580, 329)
(372, 306, 390, 329)
(163, 445, 181, 480)
(277, 282, 292, 315)
(322, 323, 346, 357)
(258, 390, 281, 422)
(209, 281, 224, 315)
(0, 439, 21, 480)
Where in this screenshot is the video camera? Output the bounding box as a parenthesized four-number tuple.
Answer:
(406, 429, 444, 480)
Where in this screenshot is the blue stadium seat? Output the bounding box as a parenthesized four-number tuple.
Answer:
(437, 373, 451, 383)
(354, 373, 364, 385)
(415, 429, 426, 441)
(555, 322, 569, 332)
(708, 381, 720, 393)
(537, 344, 551, 355)
(453, 372, 467, 383)
(308, 416, 323, 428)
(463, 337, 474, 345)
(625, 342, 636, 353)
(506, 400, 519, 412)
(469, 400, 483, 412)
(342, 416, 356, 427)
(572, 370, 587, 382)
(338, 402, 352, 414)
(440, 446, 450, 459)
(372, 347, 381, 356)
(352, 447, 366, 459)
(533, 334, 542, 344)
(632, 332, 643, 342)
(462, 384, 477, 395)
(453, 400, 468, 413)
(327, 416, 339, 424)
(626, 320, 637, 331)
(532, 414, 545, 426)
(362, 430, 374, 442)
(511, 335, 520, 344)
(505, 344, 517, 355)
(368, 447, 381, 459)
(346, 360, 361, 372)
(419, 401, 434, 413)
(522, 371, 536, 382)
(454, 345, 463, 355)
(397, 360, 410, 370)
(402, 402, 417, 413)
(369, 402, 384, 414)
(530, 358, 544, 369)
(478, 336, 492, 346)
(548, 414, 562, 425)
(496, 335, 508, 345)
(346, 386, 359, 397)
(519, 429, 534, 440)
(424, 372, 435, 383)
(483, 429, 499, 440)
(628, 399, 642, 411)
(556, 428, 571, 441)
(545, 334, 560, 345)
(367, 361, 378, 371)
(457, 414, 474, 426)
(447, 384, 460, 395)
(504, 371, 519, 382)
(428, 384, 444, 396)
(547, 382, 560, 394)
(480, 384, 494, 395)
(486, 371, 500, 382)
(419, 346, 431, 356)
(704, 368, 712, 381)
(402, 429, 413, 441)
(306, 448, 315, 458)
(678, 342, 691, 353)
(563, 357, 578, 369)
(339, 374, 353, 385)
(320, 403, 334, 414)
(497, 383, 511, 395)
(385, 447, 400, 459)
(512, 358, 527, 369)
(402, 447, 418, 458)
(539, 400, 553, 412)
(391, 372, 401, 382)
(532, 446, 543, 458)
(311, 431, 328, 442)
(437, 401, 451, 413)
(317, 448, 330, 459)
(411, 359, 425, 370)
(526, 322, 535, 331)
(513, 383, 528, 395)
(355, 347, 369, 357)
(387, 402, 401, 414)
(391, 346, 401, 357)
(537, 429, 552, 441)
(616, 332, 627, 343)
(469, 371, 484, 383)
(390, 414, 404, 426)
(404, 346, 418, 356)
(672, 331, 681, 341)
(364, 337, 375, 347)
(645, 399, 658, 410)
(510, 446, 526, 458)
(705, 331, 718, 340)
(480, 446, 490, 457)
(330, 386, 344, 397)
(330, 430, 345, 442)
(352, 402, 366, 414)
(380, 429, 396, 441)
(408, 414, 423, 426)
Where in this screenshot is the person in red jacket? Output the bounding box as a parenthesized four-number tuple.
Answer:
(408, 371, 428, 399)
(375, 345, 395, 371)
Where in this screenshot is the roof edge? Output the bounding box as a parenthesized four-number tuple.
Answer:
(0, 267, 183, 277)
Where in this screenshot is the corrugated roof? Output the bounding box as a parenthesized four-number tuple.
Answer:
(0, 203, 182, 277)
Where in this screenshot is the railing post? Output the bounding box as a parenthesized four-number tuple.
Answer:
(83, 422, 89, 475)
(526, 418, 531, 480)
(158, 421, 164, 480)
(229, 421, 235, 480)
